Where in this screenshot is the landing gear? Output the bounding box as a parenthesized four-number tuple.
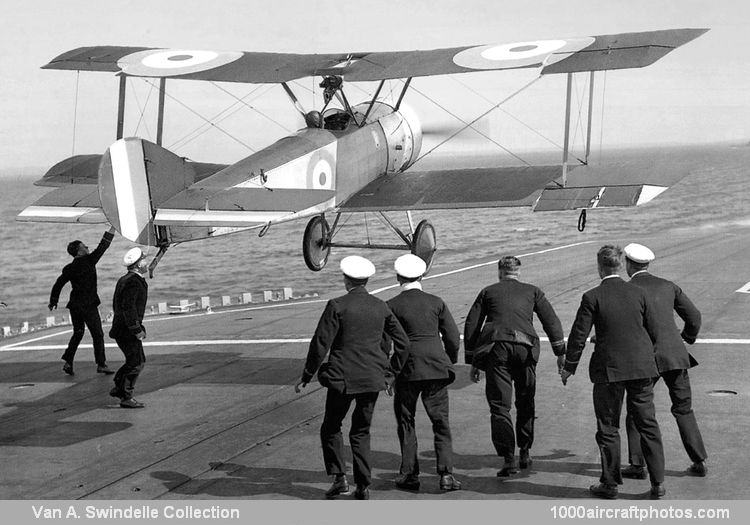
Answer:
(302, 215, 331, 271)
(411, 219, 436, 272)
(301, 212, 436, 273)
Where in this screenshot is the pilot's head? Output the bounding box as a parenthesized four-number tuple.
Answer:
(305, 110, 322, 128)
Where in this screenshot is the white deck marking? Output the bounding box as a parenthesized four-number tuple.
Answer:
(4, 337, 750, 352)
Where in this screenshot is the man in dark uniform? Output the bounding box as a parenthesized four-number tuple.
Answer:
(48, 227, 116, 375)
(464, 255, 565, 477)
(295, 255, 410, 500)
(561, 244, 665, 499)
(109, 247, 149, 409)
(621, 243, 707, 479)
(386, 254, 461, 492)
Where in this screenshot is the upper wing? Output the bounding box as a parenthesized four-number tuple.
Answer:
(42, 29, 707, 83)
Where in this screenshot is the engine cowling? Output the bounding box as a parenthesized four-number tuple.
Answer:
(353, 101, 423, 173)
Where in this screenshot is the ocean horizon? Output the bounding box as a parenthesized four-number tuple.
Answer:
(2, 145, 750, 333)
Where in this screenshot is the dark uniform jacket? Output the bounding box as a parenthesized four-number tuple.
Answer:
(464, 278, 564, 366)
(302, 286, 410, 394)
(565, 276, 659, 383)
(49, 231, 114, 309)
(109, 271, 148, 339)
(387, 287, 460, 383)
(630, 271, 701, 372)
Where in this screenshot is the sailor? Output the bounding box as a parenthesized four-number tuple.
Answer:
(48, 226, 117, 375)
(295, 255, 410, 500)
(561, 245, 665, 499)
(464, 255, 565, 477)
(621, 243, 707, 479)
(109, 248, 149, 409)
(386, 254, 461, 492)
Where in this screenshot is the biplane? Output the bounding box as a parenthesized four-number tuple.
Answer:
(18, 28, 718, 274)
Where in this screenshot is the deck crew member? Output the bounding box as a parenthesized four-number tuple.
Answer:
(295, 255, 410, 500)
(387, 254, 461, 492)
(621, 243, 707, 479)
(48, 227, 116, 375)
(561, 245, 665, 499)
(464, 256, 565, 477)
(109, 248, 149, 409)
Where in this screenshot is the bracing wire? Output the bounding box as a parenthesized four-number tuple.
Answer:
(141, 78, 256, 153)
(130, 81, 154, 140)
(411, 76, 543, 167)
(598, 71, 607, 163)
(168, 83, 274, 151)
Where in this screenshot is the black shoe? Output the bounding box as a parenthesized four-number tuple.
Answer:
(395, 474, 420, 491)
(497, 464, 519, 477)
(650, 483, 666, 499)
(439, 473, 461, 491)
(325, 476, 350, 499)
(354, 484, 370, 500)
(589, 483, 618, 499)
(62, 361, 74, 375)
(120, 398, 144, 408)
(687, 460, 707, 477)
(519, 449, 532, 469)
(97, 364, 115, 375)
(621, 464, 647, 479)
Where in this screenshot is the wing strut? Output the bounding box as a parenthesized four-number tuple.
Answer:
(562, 73, 572, 187)
(585, 72, 595, 164)
(116, 76, 126, 139)
(395, 77, 413, 111)
(156, 78, 166, 146)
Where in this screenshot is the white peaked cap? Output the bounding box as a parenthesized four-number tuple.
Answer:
(623, 243, 655, 264)
(394, 254, 427, 278)
(122, 247, 145, 267)
(340, 255, 376, 279)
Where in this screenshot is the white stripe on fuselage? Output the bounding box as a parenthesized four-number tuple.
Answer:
(110, 139, 152, 241)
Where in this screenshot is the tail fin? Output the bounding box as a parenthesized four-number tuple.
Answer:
(99, 138, 196, 245)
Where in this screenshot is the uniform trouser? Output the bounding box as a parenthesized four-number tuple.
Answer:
(61, 306, 106, 366)
(484, 342, 536, 461)
(394, 379, 454, 476)
(320, 389, 379, 487)
(112, 336, 146, 400)
(594, 378, 665, 486)
(626, 369, 707, 467)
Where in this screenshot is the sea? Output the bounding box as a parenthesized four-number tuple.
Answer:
(2, 147, 750, 333)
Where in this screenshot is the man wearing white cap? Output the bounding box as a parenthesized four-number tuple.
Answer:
(295, 255, 410, 500)
(108, 247, 149, 409)
(621, 243, 707, 479)
(386, 254, 461, 492)
(465, 255, 565, 477)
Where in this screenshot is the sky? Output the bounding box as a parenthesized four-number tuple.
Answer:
(0, 0, 749, 172)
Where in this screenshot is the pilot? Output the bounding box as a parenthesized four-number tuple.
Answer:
(464, 255, 565, 477)
(387, 254, 462, 492)
(109, 247, 149, 409)
(305, 110, 322, 128)
(295, 255, 410, 500)
(620, 243, 707, 479)
(48, 226, 117, 376)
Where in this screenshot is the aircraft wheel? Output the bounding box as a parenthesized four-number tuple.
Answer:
(303, 215, 331, 271)
(411, 219, 436, 273)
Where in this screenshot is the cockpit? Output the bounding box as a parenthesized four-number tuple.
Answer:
(305, 108, 353, 131)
